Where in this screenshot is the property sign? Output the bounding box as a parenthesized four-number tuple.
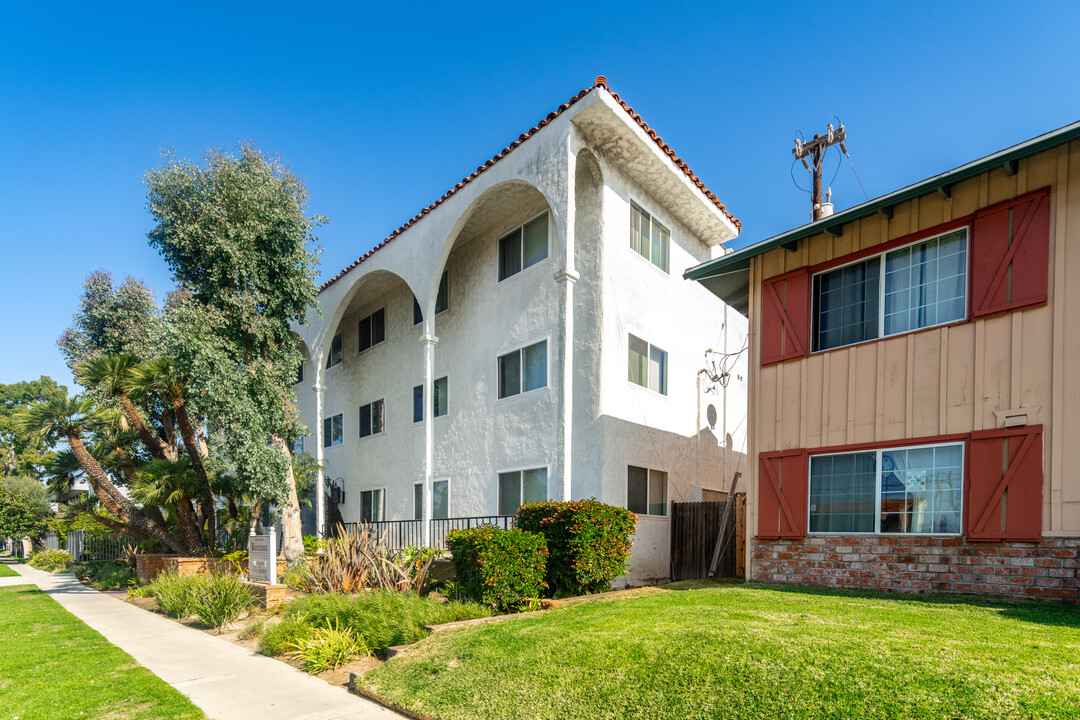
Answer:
(247, 535, 271, 583)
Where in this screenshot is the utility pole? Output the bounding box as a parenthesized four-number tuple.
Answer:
(793, 123, 847, 221)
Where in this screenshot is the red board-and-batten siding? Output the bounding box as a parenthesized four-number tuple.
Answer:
(744, 139, 1080, 596)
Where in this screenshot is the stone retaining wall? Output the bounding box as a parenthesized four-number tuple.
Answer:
(751, 536, 1079, 602)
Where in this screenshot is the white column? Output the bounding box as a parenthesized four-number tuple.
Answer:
(313, 374, 326, 538)
(555, 269, 579, 501)
(420, 327, 439, 547)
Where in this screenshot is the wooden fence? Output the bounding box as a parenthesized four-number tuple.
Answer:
(669, 495, 746, 581)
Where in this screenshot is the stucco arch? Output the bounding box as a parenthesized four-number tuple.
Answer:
(317, 268, 420, 364)
(427, 178, 559, 318)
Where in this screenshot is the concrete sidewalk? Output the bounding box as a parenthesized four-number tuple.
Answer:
(7, 563, 404, 720)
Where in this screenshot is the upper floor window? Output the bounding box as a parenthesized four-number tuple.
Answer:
(413, 271, 449, 325)
(326, 333, 343, 368)
(498, 213, 549, 281)
(628, 334, 667, 395)
(812, 228, 967, 352)
(631, 201, 670, 273)
(627, 466, 667, 516)
(809, 442, 963, 535)
(413, 376, 448, 422)
(291, 436, 305, 455)
(497, 340, 548, 399)
(358, 308, 386, 352)
(322, 414, 343, 447)
(497, 467, 547, 515)
(295, 361, 305, 385)
(359, 399, 385, 438)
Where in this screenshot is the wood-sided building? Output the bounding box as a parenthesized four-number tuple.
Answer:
(687, 121, 1080, 600)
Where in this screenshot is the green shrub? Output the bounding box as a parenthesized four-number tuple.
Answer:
(302, 534, 325, 555)
(238, 618, 265, 641)
(445, 526, 547, 612)
(259, 617, 309, 657)
(286, 620, 367, 673)
(72, 561, 136, 589)
(188, 573, 256, 630)
(282, 559, 309, 590)
(516, 499, 637, 596)
(148, 571, 196, 618)
(28, 549, 73, 573)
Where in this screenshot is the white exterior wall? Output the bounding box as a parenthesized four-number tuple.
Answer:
(292, 87, 745, 586)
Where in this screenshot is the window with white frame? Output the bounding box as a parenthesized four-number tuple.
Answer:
(413, 271, 449, 325)
(497, 468, 547, 515)
(326, 333, 343, 368)
(360, 488, 385, 523)
(628, 334, 667, 395)
(812, 228, 968, 352)
(413, 377, 448, 422)
(322, 414, 343, 447)
(497, 340, 547, 399)
(498, 213, 549, 281)
(630, 202, 670, 273)
(358, 308, 386, 352)
(414, 480, 449, 520)
(291, 436, 305, 455)
(627, 466, 667, 516)
(359, 399, 384, 438)
(809, 442, 963, 534)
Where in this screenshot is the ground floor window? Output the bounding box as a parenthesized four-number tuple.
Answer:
(809, 442, 963, 534)
(414, 480, 449, 520)
(360, 488, 385, 523)
(627, 466, 667, 516)
(498, 467, 547, 515)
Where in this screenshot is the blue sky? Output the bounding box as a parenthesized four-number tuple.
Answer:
(2, 1, 1077, 390)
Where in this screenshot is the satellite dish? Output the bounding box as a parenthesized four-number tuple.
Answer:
(706, 404, 717, 429)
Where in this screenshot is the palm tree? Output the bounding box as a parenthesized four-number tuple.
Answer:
(16, 394, 184, 554)
(131, 458, 206, 555)
(76, 354, 177, 462)
(128, 358, 216, 546)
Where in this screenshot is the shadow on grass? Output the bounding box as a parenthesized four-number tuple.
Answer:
(662, 577, 1080, 629)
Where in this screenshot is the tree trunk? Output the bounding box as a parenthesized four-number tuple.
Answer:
(172, 395, 216, 548)
(175, 496, 205, 555)
(272, 434, 304, 562)
(66, 434, 185, 554)
(117, 393, 177, 462)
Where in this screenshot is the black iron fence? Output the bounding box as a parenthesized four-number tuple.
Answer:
(325, 515, 516, 551)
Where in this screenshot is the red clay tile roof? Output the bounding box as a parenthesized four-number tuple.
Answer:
(319, 76, 740, 292)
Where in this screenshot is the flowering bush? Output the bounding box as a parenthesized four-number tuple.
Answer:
(28, 548, 73, 573)
(516, 499, 637, 596)
(445, 526, 547, 612)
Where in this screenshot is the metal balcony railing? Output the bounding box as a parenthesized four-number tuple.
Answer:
(325, 515, 516, 551)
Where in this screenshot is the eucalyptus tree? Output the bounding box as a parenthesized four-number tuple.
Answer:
(145, 144, 322, 561)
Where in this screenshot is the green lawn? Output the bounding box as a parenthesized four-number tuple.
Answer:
(362, 583, 1080, 720)
(0, 563, 19, 577)
(0, 585, 204, 719)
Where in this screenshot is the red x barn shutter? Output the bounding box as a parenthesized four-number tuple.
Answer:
(761, 269, 810, 366)
(758, 450, 808, 538)
(970, 187, 1050, 319)
(965, 425, 1043, 541)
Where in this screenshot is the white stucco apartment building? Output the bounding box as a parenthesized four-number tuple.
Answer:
(292, 77, 747, 585)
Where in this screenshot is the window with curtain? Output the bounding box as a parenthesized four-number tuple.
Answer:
(630, 202, 670, 273)
(813, 228, 968, 352)
(498, 340, 548, 399)
(809, 442, 963, 534)
(414, 480, 450, 520)
(628, 334, 667, 395)
(497, 468, 547, 515)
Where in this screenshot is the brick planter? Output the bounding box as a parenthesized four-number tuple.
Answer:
(245, 582, 288, 611)
(751, 536, 1079, 602)
(135, 554, 287, 584)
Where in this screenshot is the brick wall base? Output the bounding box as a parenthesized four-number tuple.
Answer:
(751, 536, 1079, 602)
(135, 554, 287, 585)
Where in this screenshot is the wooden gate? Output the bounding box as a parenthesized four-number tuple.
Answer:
(669, 495, 746, 581)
